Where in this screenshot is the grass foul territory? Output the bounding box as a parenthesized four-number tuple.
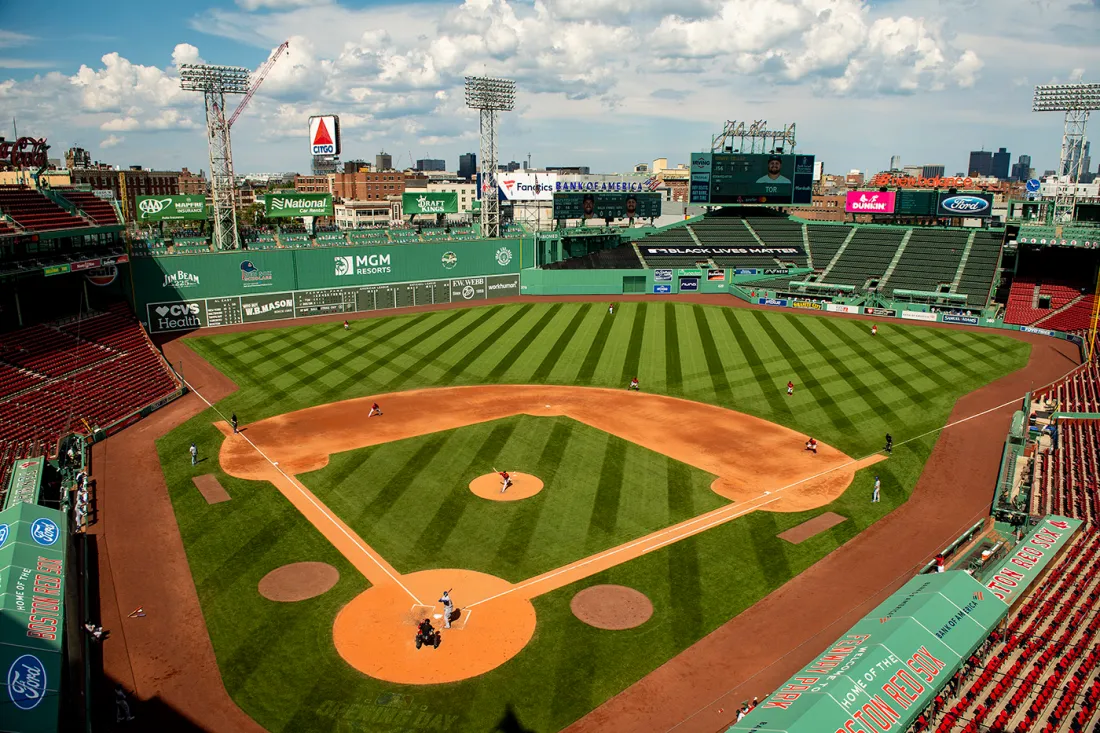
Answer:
(158, 302, 1029, 733)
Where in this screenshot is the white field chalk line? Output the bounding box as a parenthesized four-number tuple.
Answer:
(185, 379, 424, 607)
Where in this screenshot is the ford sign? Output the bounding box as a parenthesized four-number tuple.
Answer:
(939, 195, 991, 217)
(8, 654, 47, 710)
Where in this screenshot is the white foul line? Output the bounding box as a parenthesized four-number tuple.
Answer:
(184, 378, 424, 607)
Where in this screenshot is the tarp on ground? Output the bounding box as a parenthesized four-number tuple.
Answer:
(0, 502, 66, 733)
(727, 571, 1009, 733)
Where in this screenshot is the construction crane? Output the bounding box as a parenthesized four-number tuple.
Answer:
(228, 40, 290, 129)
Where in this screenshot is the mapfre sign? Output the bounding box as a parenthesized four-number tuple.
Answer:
(308, 115, 340, 157)
(0, 137, 49, 169)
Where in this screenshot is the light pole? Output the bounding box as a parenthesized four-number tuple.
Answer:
(465, 76, 516, 239)
(1032, 83, 1100, 224)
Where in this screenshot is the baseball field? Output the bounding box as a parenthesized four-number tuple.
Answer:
(153, 300, 1029, 732)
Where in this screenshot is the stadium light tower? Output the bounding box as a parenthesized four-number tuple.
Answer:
(1032, 83, 1100, 224)
(465, 76, 515, 239)
(181, 64, 251, 250)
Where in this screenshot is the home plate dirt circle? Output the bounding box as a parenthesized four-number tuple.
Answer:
(571, 585, 654, 630)
(258, 562, 339, 602)
(469, 472, 544, 501)
(333, 568, 537, 684)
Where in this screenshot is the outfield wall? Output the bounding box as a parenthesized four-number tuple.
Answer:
(133, 239, 526, 333)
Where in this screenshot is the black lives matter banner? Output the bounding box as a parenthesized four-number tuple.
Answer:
(146, 274, 521, 333)
(639, 245, 805, 257)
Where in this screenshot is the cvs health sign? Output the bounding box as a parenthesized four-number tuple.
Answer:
(308, 115, 341, 156)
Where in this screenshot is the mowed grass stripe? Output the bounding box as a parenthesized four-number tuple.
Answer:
(620, 302, 649, 384)
(494, 419, 575, 566)
(894, 327, 985, 381)
(818, 319, 930, 406)
(486, 303, 563, 380)
(692, 305, 731, 402)
(531, 305, 591, 381)
(439, 304, 535, 383)
(587, 437, 628, 546)
(356, 433, 452, 522)
(577, 306, 616, 383)
(783, 315, 892, 420)
(414, 421, 519, 552)
(664, 303, 683, 393)
(722, 309, 791, 415)
(385, 307, 505, 389)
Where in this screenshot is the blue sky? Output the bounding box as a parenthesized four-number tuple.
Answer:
(1, 0, 1098, 177)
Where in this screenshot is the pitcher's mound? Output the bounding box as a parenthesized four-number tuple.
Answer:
(469, 472, 543, 501)
(571, 585, 653, 630)
(259, 562, 339, 602)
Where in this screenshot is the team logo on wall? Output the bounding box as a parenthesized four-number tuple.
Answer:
(0, 523, 8, 549)
(335, 256, 354, 277)
(495, 246, 513, 266)
(441, 251, 458, 270)
(240, 260, 273, 287)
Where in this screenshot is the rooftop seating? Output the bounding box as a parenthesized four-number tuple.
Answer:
(54, 189, 120, 226)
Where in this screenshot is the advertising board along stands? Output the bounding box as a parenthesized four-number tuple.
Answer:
(727, 515, 1082, 733)
(0, 500, 69, 733)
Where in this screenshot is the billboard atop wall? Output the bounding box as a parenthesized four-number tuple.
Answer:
(308, 115, 341, 157)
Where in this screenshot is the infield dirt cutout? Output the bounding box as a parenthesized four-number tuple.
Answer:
(571, 585, 654, 630)
(258, 562, 339, 602)
(214, 385, 884, 684)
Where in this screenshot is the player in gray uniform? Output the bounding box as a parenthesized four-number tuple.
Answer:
(439, 590, 454, 629)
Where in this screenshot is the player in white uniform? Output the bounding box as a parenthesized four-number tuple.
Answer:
(439, 591, 454, 629)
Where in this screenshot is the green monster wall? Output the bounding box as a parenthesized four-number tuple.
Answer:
(133, 239, 526, 333)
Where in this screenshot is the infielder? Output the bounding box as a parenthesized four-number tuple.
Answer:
(368, 402, 382, 418)
(805, 437, 818, 454)
(628, 377, 639, 391)
(499, 470, 513, 494)
(439, 590, 455, 629)
(787, 380, 794, 396)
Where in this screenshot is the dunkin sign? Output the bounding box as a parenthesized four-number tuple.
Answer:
(845, 191, 896, 214)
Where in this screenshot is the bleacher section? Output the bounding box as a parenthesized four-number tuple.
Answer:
(921, 529, 1100, 733)
(0, 304, 180, 453)
(885, 229, 968, 294)
(743, 219, 809, 267)
(0, 185, 90, 232)
(1037, 296, 1097, 333)
(1005, 280, 1081, 326)
(543, 243, 642, 270)
(824, 228, 905, 287)
(54, 189, 120, 226)
(955, 231, 1002, 307)
(804, 225, 849, 266)
(689, 218, 782, 268)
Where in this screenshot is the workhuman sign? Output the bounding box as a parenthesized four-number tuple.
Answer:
(308, 115, 341, 157)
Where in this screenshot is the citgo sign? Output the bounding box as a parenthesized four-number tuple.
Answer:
(308, 115, 341, 156)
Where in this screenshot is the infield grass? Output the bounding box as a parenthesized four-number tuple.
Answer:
(158, 301, 1030, 733)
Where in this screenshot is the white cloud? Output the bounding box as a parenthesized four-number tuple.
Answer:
(235, 0, 323, 9)
(0, 58, 57, 69)
(99, 134, 124, 149)
(171, 43, 204, 68)
(101, 117, 140, 131)
(0, 30, 34, 48)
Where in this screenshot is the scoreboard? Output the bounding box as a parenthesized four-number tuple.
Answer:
(689, 153, 815, 206)
(552, 192, 662, 220)
(895, 190, 938, 216)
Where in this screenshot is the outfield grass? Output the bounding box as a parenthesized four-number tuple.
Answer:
(158, 302, 1031, 732)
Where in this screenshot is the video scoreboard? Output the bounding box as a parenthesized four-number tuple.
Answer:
(689, 153, 815, 206)
(552, 192, 662, 220)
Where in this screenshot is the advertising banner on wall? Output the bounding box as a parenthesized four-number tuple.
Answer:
(941, 314, 979, 325)
(497, 172, 557, 201)
(639, 245, 804, 257)
(864, 307, 897, 317)
(402, 192, 458, 215)
(845, 191, 896, 214)
(679, 277, 699, 291)
(901, 310, 938, 322)
(937, 193, 993, 218)
(653, 269, 672, 282)
(265, 193, 334, 218)
(136, 195, 207, 222)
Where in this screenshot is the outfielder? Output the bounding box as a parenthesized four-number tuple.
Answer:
(871, 324, 878, 336)
(439, 590, 455, 629)
(368, 402, 382, 418)
(787, 380, 794, 396)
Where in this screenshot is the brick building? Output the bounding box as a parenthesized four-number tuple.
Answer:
(178, 167, 208, 196)
(70, 166, 179, 223)
(329, 172, 407, 201)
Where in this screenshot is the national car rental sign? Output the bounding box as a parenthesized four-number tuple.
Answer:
(308, 115, 341, 157)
